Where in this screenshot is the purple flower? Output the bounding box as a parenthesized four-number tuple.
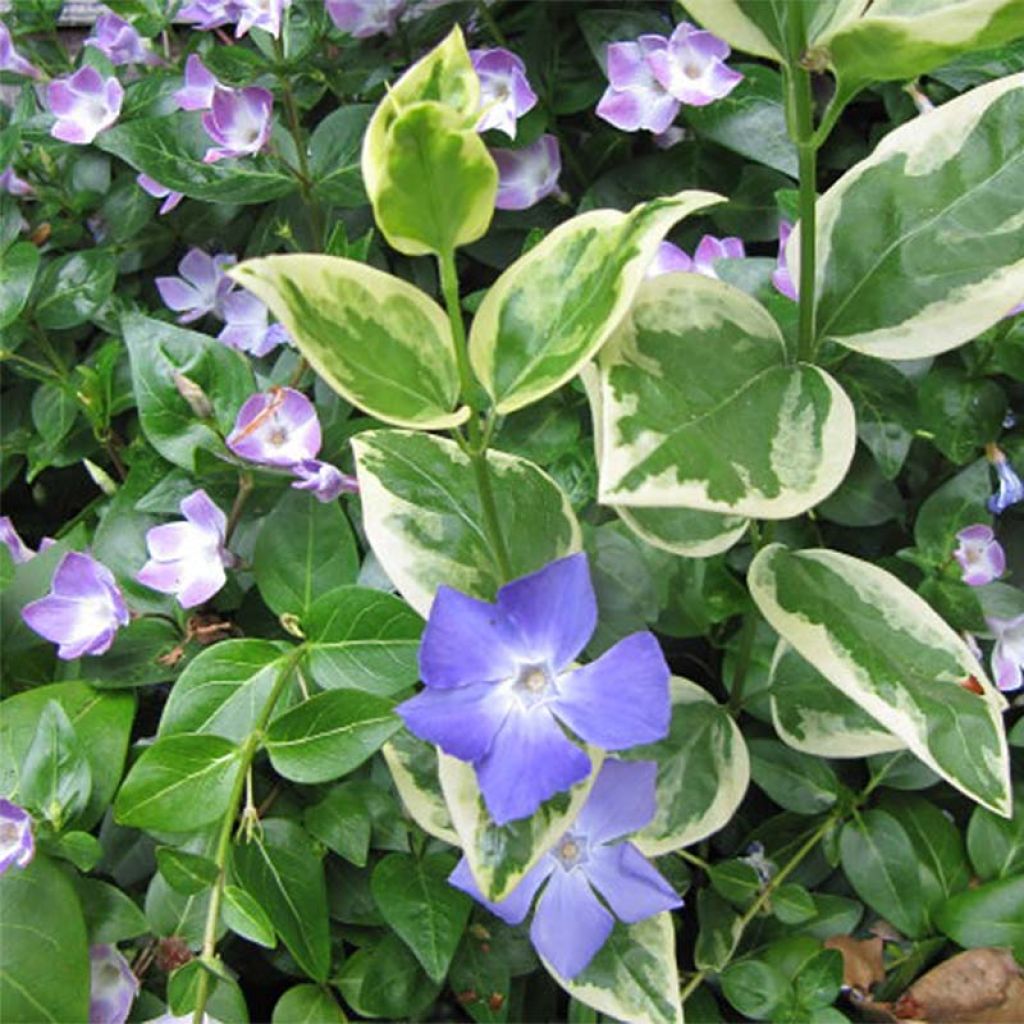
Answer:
(470, 48, 537, 139)
(0, 800, 34, 875)
(398, 553, 671, 825)
(155, 248, 236, 323)
(772, 220, 797, 301)
(88, 945, 139, 1024)
(645, 22, 743, 108)
(1006, 300, 1024, 319)
(953, 525, 1005, 586)
(987, 447, 1024, 515)
(325, 0, 406, 38)
(84, 10, 159, 66)
(291, 459, 358, 502)
(137, 174, 184, 215)
(646, 240, 693, 278)
(227, 387, 321, 467)
(22, 552, 129, 659)
(173, 54, 220, 112)
(201, 85, 273, 163)
(0, 166, 33, 197)
(692, 234, 745, 278)
(234, 0, 291, 38)
(0, 22, 42, 78)
(492, 134, 561, 212)
(178, 0, 237, 30)
(0, 516, 35, 564)
(136, 490, 234, 609)
(217, 291, 290, 356)
(986, 615, 1024, 692)
(596, 37, 682, 134)
(47, 67, 124, 146)
(450, 760, 681, 979)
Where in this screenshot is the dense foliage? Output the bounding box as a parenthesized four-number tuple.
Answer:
(1, 1, 1023, 1022)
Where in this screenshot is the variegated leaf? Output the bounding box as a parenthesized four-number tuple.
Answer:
(438, 750, 602, 902)
(351, 430, 581, 618)
(381, 732, 459, 846)
(230, 256, 467, 430)
(545, 914, 681, 1024)
(770, 642, 905, 759)
(807, 73, 1024, 360)
(628, 678, 750, 856)
(749, 544, 1011, 816)
(596, 274, 855, 519)
(469, 190, 723, 414)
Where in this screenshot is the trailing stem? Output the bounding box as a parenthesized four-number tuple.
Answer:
(790, 63, 818, 365)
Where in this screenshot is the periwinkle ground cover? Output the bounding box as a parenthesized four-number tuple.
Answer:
(1, 2, 1024, 1022)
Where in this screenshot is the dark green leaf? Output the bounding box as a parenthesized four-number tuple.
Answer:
(74, 877, 148, 944)
(272, 984, 347, 1024)
(20, 700, 92, 829)
(0, 241, 39, 329)
(335, 932, 442, 1019)
(918, 368, 1006, 464)
(222, 884, 276, 948)
(748, 739, 839, 815)
(309, 105, 371, 206)
(156, 846, 221, 895)
(303, 784, 372, 866)
(934, 874, 1024, 958)
(967, 783, 1024, 880)
(721, 959, 790, 1019)
(34, 250, 117, 329)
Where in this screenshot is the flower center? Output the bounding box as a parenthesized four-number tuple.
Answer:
(0, 821, 19, 847)
(513, 662, 553, 708)
(268, 426, 288, 446)
(683, 61, 702, 79)
(554, 832, 586, 870)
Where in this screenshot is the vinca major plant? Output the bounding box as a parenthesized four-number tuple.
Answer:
(1, 1, 1023, 1022)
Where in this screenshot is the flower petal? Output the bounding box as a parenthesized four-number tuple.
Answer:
(448, 853, 553, 925)
(575, 759, 658, 844)
(584, 842, 682, 924)
(397, 682, 514, 762)
(531, 868, 614, 979)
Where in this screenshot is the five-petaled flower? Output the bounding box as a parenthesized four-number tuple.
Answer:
(291, 459, 358, 502)
(0, 799, 34, 875)
(173, 54, 220, 112)
(492, 134, 562, 212)
(156, 248, 236, 323)
(22, 552, 129, 659)
(137, 490, 235, 608)
(227, 387, 322, 467)
(325, 0, 406, 38)
(201, 85, 273, 163)
(47, 67, 124, 145)
(987, 615, 1024, 692)
(646, 235, 744, 280)
(0, 22, 42, 78)
(471, 48, 538, 139)
(137, 174, 184, 215)
(450, 759, 681, 979)
(398, 553, 671, 825)
(953, 525, 1005, 587)
(84, 9, 160, 66)
(987, 445, 1024, 515)
(89, 944, 139, 1024)
(1, 516, 37, 564)
(178, 0, 237, 30)
(218, 290, 291, 355)
(234, 0, 292, 38)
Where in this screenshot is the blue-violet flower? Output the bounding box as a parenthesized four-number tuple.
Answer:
(84, 9, 159, 66)
(291, 459, 358, 502)
(47, 67, 124, 145)
(492, 134, 561, 212)
(0, 799, 34, 874)
(174, 54, 220, 112)
(986, 615, 1024, 692)
(325, 0, 406, 38)
(226, 387, 322, 467)
(89, 944, 139, 1024)
(953, 525, 1005, 587)
(987, 446, 1024, 515)
(156, 248, 235, 323)
(217, 290, 290, 356)
(470, 48, 537, 139)
(0, 22, 42, 78)
(201, 85, 273, 163)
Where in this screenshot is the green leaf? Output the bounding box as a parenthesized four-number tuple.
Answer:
(721, 959, 790, 1019)
(50, 831, 102, 872)
(273, 984, 347, 1024)
(811, 74, 1024, 360)
(967, 782, 1024, 879)
(840, 810, 929, 938)
(748, 544, 1011, 816)
(253, 489, 359, 619)
(0, 241, 39, 328)
(96, 116, 296, 203)
(303, 586, 423, 697)
(918, 367, 1007, 464)
(770, 642, 905, 758)
(708, 860, 762, 908)
(0, 855, 90, 1023)
(159, 640, 289, 742)
(335, 932, 441, 1019)
(122, 312, 254, 472)
(450, 929, 512, 1024)
(34, 249, 117, 329)
(222, 884, 276, 948)
(625, 678, 749, 856)
(439, 749, 601, 902)
(748, 738, 840, 815)
(772, 884, 818, 925)
(0, 681, 134, 832)
(80, 617, 183, 690)
(303, 783, 372, 866)
(934, 874, 1024, 958)
(617, 505, 749, 558)
(695, 888, 742, 972)
(74, 877, 148, 944)
(371, 852, 472, 982)
(156, 846, 221, 896)
(352, 429, 581, 617)
(231, 818, 330, 981)
(381, 732, 459, 845)
(913, 459, 992, 561)
(791, 947, 843, 1009)
(19, 700, 92, 829)
(114, 733, 242, 831)
(547, 915, 681, 1024)
(231, 255, 468, 429)
(309, 105, 371, 206)
(470, 190, 722, 414)
(265, 689, 400, 784)
(816, 446, 903, 527)
(596, 275, 855, 519)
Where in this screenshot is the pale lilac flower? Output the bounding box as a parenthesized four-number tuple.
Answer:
(987, 615, 1024, 692)
(398, 553, 671, 825)
(234, 0, 292, 38)
(597, 37, 681, 134)
(217, 291, 290, 356)
(325, 0, 406, 38)
(646, 241, 693, 278)
(645, 22, 743, 108)
(470, 48, 537, 139)
(988, 447, 1024, 515)
(0, 800, 34, 874)
(201, 85, 273, 163)
(84, 10, 159, 66)
(226, 387, 321, 467)
(291, 460, 357, 502)
(178, 0, 238, 30)
(22, 552, 129, 659)
(173, 54, 219, 112)
(156, 248, 235, 323)
(137, 174, 183, 215)
(137, 490, 234, 609)
(653, 125, 686, 149)
(0, 23, 42, 79)
(692, 234, 745, 278)
(47, 67, 124, 146)
(492, 134, 561, 212)
(0, 166, 32, 197)
(772, 220, 797, 300)
(0, 516, 34, 564)
(953, 525, 1005, 586)
(88, 945, 139, 1024)
(450, 760, 681, 979)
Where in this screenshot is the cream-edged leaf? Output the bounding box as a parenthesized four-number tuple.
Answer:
(381, 732, 459, 846)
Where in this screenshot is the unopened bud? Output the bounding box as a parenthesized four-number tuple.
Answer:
(83, 458, 118, 497)
(173, 372, 214, 419)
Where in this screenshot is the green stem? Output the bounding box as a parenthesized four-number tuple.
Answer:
(726, 613, 758, 715)
(191, 649, 303, 1024)
(437, 249, 513, 582)
(790, 65, 818, 365)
